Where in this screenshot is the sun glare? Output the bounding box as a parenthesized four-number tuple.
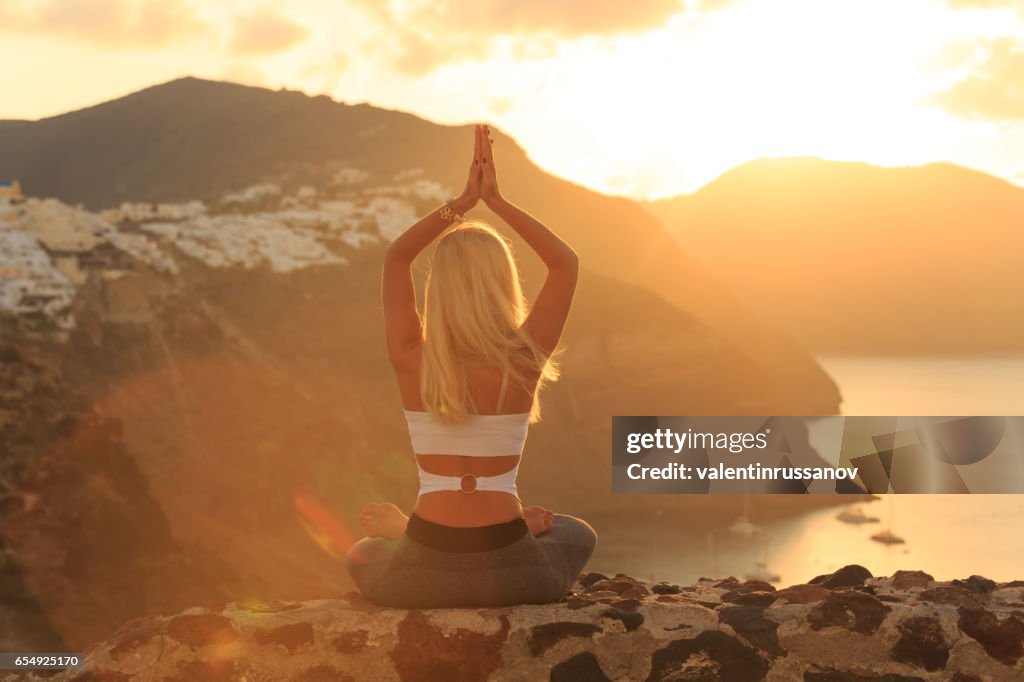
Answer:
(395, 0, 1020, 199)
(498, 0, 1002, 197)
(1, 0, 1022, 199)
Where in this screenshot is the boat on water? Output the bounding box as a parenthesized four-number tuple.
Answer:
(870, 529, 906, 545)
(729, 515, 761, 535)
(729, 495, 761, 535)
(870, 497, 906, 544)
(836, 506, 880, 524)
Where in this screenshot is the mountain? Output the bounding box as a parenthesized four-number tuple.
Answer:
(0, 77, 838, 412)
(648, 157, 1024, 353)
(0, 79, 848, 650)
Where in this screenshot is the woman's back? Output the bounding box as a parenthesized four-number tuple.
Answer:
(400, 362, 537, 527)
(380, 123, 577, 527)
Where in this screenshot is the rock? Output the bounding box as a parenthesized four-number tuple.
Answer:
(166, 613, 238, 647)
(391, 610, 510, 681)
(647, 630, 769, 681)
(66, 669, 133, 681)
(290, 665, 356, 682)
(163, 659, 239, 682)
(585, 590, 619, 600)
(722, 590, 778, 607)
(741, 579, 777, 593)
(718, 605, 773, 631)
(891, 616, 950, 672)
(253, 622, 315, 653)
(718, 605, 784, 657)
(804, 672, 925, 681)
(951, 673, 984, 682)
(620, 587, 649, 600)
(578, 572, 608, 588)
(655, 594, 700, 605)
(17, 571, 1024, 681)
(918, 586, 985, 609)
(565, 596, 598, 610)
(528, 622, 602, 656)
(891, 570, 934, 590)
(585, 579, 640, 595)
(807, 590, 891, 634)
(957, 606, 1024, 666)
(600, 606, 644, 631)
(106, 616, 164, 662)
(775, 583, 832, 604)
(651, 582, 681, 595)
(550, 651, 610, 682)
(954, 575, 999, 595)
(811, 564, 874, 589)
(608, 598, 642, 611)
(331, 629, 368, 654)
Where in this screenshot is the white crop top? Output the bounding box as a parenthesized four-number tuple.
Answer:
(404, 410, 530, 496)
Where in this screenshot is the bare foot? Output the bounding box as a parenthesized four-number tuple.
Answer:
(358, 502, 409, 539)
(523, 506, 554, 536)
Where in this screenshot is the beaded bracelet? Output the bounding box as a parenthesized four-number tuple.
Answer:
(440, 199, 465, 224)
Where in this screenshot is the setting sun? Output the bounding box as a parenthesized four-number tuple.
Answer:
(460, 0, 1024, 196)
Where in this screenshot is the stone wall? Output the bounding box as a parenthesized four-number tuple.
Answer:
(11, 565, 1024, 681)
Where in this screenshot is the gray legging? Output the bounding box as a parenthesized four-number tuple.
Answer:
(346, 515, 597, 608)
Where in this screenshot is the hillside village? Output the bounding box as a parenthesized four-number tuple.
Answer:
(0, 170, 449, 338)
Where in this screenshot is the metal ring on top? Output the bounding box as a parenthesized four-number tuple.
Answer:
(459, 473, 478, 494)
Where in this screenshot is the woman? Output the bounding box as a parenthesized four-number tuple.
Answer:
(345, 124, 597, 608)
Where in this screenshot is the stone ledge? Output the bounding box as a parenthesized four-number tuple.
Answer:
(11, 566, 1024, 681)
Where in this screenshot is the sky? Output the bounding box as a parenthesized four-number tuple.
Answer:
(1, 0, 1023, 199)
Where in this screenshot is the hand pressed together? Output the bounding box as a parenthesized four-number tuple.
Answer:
(452, 124, 502, 214)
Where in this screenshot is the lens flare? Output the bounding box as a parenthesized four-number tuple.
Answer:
(293, 491, 355, 560)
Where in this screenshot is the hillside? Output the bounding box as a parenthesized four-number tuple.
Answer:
(0, 80, 849, 651)
(0, 77, 838, 412)
(648, 157, 1024, 353)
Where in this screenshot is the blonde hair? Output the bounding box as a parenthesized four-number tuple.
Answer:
(421, 220, 558, 423)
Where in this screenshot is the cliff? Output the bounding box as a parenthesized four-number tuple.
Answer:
(15, 565, 1024, 682)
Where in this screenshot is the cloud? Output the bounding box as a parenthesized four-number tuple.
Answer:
(349, 0, 687, 73)
(0, 0, 207, 49)
(229, 6, 308, 55)
(944, 0, 1024, 16)
(934, 39, 1024, 120)
(693, 0, 740, 9)
(298, 52, 349, 93)
(355, 0, 684, 37)
(946, 0, 1017, 7)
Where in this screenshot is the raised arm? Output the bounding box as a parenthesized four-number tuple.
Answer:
(382, 127, 482, 368)
(479, 126, 579, 355)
